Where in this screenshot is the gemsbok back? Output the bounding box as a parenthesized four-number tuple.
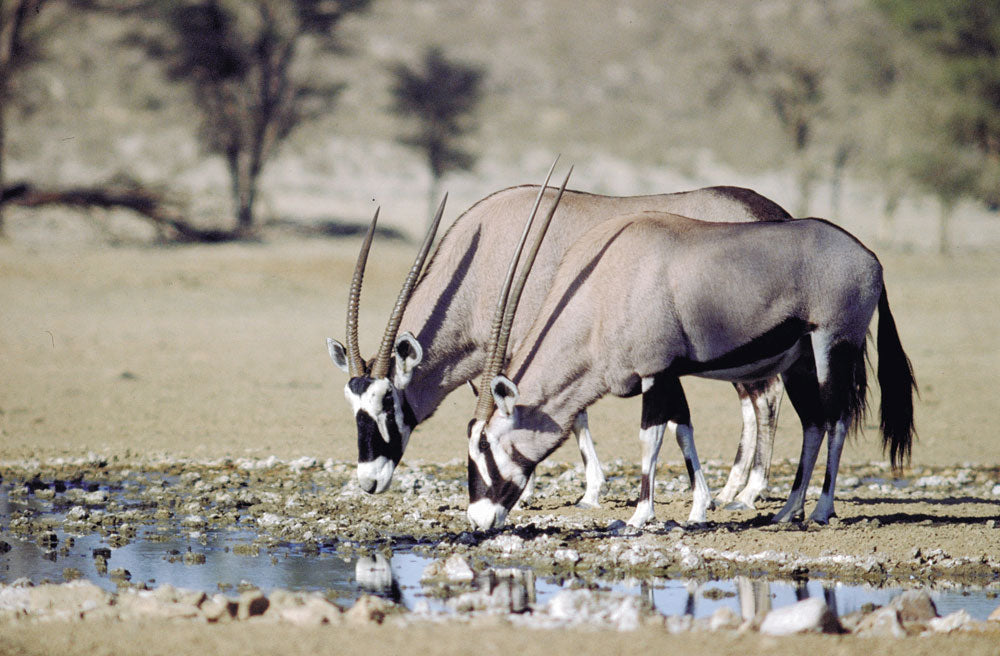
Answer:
(467, 204, 917, 531)
(327, 161, 792, 509)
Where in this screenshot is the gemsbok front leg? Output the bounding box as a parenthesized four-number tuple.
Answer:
(573, 411, 605, 508)
(627, 374, 713, 528)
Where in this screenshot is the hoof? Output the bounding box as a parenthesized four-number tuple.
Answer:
(576, 498, 601, 510)
(724, 500, 752, 511)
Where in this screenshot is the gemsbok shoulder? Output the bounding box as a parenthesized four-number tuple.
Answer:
(466, 201, 917, 531)
(327, 161, 792, 509)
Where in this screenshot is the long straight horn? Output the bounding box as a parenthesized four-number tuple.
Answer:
(370, 193, 448, 379)
(494, 166, 573, 375)
(473, 160, 571, 421)
(346, 208, 380, 378)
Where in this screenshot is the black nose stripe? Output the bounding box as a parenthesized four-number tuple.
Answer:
(355, 410, 404, 465)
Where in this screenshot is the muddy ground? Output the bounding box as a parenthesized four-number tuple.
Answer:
(2, 235, 1000, 654)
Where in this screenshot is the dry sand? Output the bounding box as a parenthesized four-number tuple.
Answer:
(2, 235, 999, 654)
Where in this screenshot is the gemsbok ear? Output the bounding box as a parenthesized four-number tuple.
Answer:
(327, 337, 350, 373)
(393, 332, 423, 388)
(490, 375, 519, 417)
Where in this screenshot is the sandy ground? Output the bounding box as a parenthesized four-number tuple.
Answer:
(2, 234, 1000, 653)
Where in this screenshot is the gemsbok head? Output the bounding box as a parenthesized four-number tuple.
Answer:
(326, 199, 446, 493)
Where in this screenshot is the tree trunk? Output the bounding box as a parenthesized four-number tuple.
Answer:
(228, 150, 257, 236)
(426, 174, 441, 236)
(938, 200, 954, 256)
(0, 102, 6, 238)
(877, 193, 900, 250)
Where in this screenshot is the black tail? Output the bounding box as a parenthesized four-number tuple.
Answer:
(877, 288, 917, 471)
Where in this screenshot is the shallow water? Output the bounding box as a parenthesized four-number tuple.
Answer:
(2, 482, 997, 620)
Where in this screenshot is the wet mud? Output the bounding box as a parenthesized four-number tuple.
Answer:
(2, 455, 999, 634)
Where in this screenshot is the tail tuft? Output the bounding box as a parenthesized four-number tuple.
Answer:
(877, 288, 917, 472)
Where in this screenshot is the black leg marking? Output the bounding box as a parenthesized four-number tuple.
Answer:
(639, 474, 651, 502)
(683, 457, 696, 487)
(641, 374, 690, 430)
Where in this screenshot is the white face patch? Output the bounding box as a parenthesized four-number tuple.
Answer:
(357, 457, 395, 494)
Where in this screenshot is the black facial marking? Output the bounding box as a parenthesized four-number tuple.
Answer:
(468, 456, 488, 503)
(355, 406, 403, 466)
(481, 441, 529, 512)
(348, 376, 376, 396)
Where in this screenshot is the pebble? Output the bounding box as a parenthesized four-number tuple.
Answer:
(759, 598, 843, 636)
(889, 589, 938, 622)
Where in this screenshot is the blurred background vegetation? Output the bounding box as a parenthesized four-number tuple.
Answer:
(2, 0, 999, 252)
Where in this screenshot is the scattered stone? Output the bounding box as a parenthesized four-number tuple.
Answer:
(927, 609, 973, 634)
(344, 594, 396, 625)
(26, 581, 111, 618)
(232, 543, 260, 557)
(759, 597, 843, 636)
(201, 594, 237, 622)
(889, 589, 938, 622)
(553, 548, 581, 565)
(854, 606, 906, 638)
(989, 604, 1000, 622)
(83, 490, 108, 505)
(109, 568, 131, 583)
(545, 589, 644, 631)
(268, 591, 342, 626)
(182, 551, 206, 565)
(236, 589, 270, 620)
(442, 554, 475, 583)
(708, 606, 742, 632)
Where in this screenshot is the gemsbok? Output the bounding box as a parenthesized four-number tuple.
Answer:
(327, 162, 792, 509)
(466, 194, 917, 531)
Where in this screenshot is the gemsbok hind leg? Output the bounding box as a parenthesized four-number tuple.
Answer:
(717, 377, 783, 509)
(573, 411, 605, 508)
(734, 377, 783, 509)
(810, 340, 868, 523)
(772, 358, 826, 523)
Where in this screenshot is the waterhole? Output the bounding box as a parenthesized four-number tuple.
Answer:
(1, 476, 998, 619)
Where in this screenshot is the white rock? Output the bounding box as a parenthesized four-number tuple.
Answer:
(927, 609, 972, 633)
(257, 513, 283, 528)
(759, 598, 843, 636)
(546, 589, 642, 631)
(442, 554, 475, 583)
(709, 606, 742, 632)
(553, 548, 580, 564)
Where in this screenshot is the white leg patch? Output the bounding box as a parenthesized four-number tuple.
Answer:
(573, 412, 604, 508)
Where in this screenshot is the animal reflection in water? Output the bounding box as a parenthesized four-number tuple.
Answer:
(353, 553, 840, 621)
